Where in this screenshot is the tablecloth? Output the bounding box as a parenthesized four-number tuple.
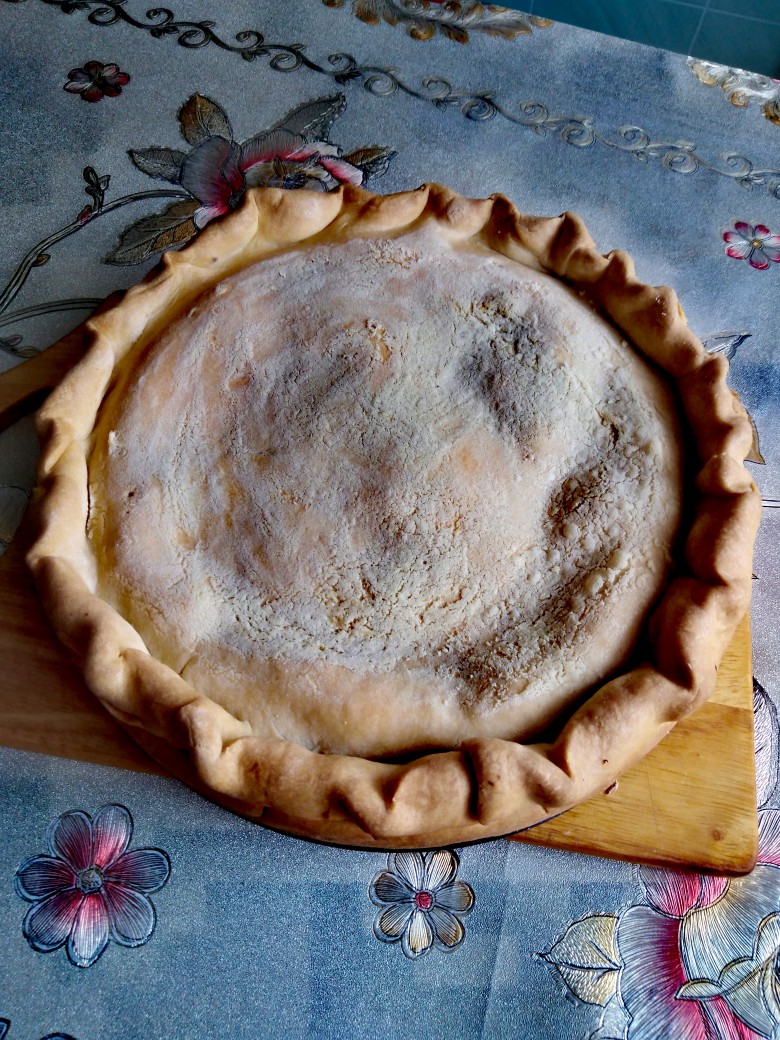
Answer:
(1, 3, 779, 1038)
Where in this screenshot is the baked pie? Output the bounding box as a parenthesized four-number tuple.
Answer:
(28, 185, 760, 847)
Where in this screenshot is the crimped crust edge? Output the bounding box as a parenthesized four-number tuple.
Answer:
(26, 184, 760, 848)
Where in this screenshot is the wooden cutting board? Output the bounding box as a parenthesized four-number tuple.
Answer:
(0, 330, 758, 875)
(514, 614, 756, 872)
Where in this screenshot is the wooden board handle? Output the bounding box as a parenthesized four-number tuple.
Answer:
(0, 329, 86, 432)
(0, 296, 121, 432)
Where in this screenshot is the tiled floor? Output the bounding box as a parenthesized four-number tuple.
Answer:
(515, 0, 780, 78)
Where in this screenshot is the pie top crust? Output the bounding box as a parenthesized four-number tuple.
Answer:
(28, 185, 760, 848)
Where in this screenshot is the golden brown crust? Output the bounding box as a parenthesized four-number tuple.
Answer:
(27, 184, 760, 847)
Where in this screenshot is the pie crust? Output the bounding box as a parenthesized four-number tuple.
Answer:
(27, 185, 760, 848)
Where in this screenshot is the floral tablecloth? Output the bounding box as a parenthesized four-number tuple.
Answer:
(1, 3, 780, 1038)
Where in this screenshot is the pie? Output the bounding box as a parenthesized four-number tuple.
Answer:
(27, 185, 760, 847)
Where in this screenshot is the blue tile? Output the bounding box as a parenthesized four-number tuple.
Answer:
(694, 10, 780, 76)
(709, 0, 780, 23)
(529, 0, 704, 53)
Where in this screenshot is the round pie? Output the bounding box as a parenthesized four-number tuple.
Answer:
(28, 185, 760, 847)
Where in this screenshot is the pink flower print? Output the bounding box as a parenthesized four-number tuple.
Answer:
(63, 61, 130, 103)
(545, 803, 780, 1037)
(369, 850, 474, 958)
(724, 222, 780, 269)
(179, 129, 363, 230)
(616, 868, 749, 1040)
(756, 805, 780, 865)
(15, 804, 170, 968)
(178, 135, 246, 229)
(113, 93, 394, 265)
(636, 864, 729, 917)
(614, 813, 780, 1040)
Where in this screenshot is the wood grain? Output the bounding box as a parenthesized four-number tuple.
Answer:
(0, 329, 87, 433)
(514, 614, 757, 875)
(0, 542, 160, 774)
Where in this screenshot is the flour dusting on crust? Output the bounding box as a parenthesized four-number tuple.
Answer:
(89, 226, 682, 756)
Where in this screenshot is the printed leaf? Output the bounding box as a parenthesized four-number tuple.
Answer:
(178, 94, 233, 146)
(354, 2, 382, 26)
(106, 200, 200, 265)
(702, 954, 776, 1034)
(0, 1018, 8, 1040)
(0, 336, 37, 360)
(620, 870, 780, 1038)
(0, 485, 29, 545)
(702, 329, 751, 361)
(337, 1, 552, 42)
(440, 24, 469, 44)
(409, 23, 437, 41)
(759, 956, 780, 1032)
(677, 978, 724, 1000)
(342, 145, 397, 180)
(755, 681, 780, 808)
(588, 994, 631, 1040)
(541, 914, 620, 1007)
(82, 165, 109, 210)
(128, 147, 188, 183)
(480, 17, 542, 40)
(83, 165, 102, 189)
(682, 874, 780, 1037)
(273, 94, 347, 142)
(727, 952, 780, 1036)
(700, 330, 768, 464)
(754, 912, 780, 962)
(747, 413, 766, 465)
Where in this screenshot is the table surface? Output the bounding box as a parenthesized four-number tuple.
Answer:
(1, 3, 780, 1039)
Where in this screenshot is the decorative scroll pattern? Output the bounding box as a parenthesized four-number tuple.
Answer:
(689, 58, 780, 128)
(321, 0, 552, 44)
(15, 0, 780, 201)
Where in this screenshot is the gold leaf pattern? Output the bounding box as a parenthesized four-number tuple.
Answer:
(541, 914, 620, 1007)
(322, 0, 553, 43)
(688, 58, 780, 128)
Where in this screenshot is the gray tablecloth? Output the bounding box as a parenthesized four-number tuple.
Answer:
(1, 3, 779, 1038)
